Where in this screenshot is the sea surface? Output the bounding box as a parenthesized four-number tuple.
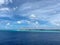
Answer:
(0, 29, 60, 45)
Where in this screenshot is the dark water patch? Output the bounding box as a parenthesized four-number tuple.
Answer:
(0, 30, 60, 45)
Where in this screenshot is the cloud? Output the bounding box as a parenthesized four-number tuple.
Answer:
(0, 0, 5, 5)
(9, 0, 13, 3)
(0, 8, 11, 16)
(48, 14, 60, 26)
(16, 0, 60, 29)
(0, 8, 9, 11)
(17, 21, 22, 24)
(0, 0, 60, 29)
(0, 0, 11, 5)
(6, 22, 10, 26)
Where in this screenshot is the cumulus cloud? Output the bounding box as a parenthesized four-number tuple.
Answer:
(17, 21, 22, 24)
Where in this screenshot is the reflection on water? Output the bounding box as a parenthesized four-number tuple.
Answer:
(0, 30, 60, 45)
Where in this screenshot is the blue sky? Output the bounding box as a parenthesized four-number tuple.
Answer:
(0, 0, 60, 29)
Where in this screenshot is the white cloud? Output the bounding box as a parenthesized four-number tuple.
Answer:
(0, 0, 10, 5)
(6, 23, 10, 26)
(0, 0, 4, 5)
(29, 14, 37, 19)
(48, 14, 60, 26)
(0, 7, 13, 18)
(35, 21, 39, 24)
(0, 8, 10, 11)
(9, 0, 13, 3)
(19, 2, 33, 11)
(17, 21, 22, 24)
(50, 20, 60, 26)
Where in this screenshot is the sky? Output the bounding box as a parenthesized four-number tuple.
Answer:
(0, 0, 60, 29)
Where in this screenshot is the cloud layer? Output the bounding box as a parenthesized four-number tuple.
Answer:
(0, 0, 60, 29)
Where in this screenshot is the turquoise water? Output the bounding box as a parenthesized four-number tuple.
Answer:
(3, 29, 60, 32)
(21, 29, 60, 32)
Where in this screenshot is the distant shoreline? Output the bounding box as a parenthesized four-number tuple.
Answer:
(0, 29, 60, 32)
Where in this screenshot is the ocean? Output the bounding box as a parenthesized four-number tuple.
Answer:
(0, 30, 60, 45)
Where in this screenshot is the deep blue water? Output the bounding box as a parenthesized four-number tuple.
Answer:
(0, 30, 60, 45)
